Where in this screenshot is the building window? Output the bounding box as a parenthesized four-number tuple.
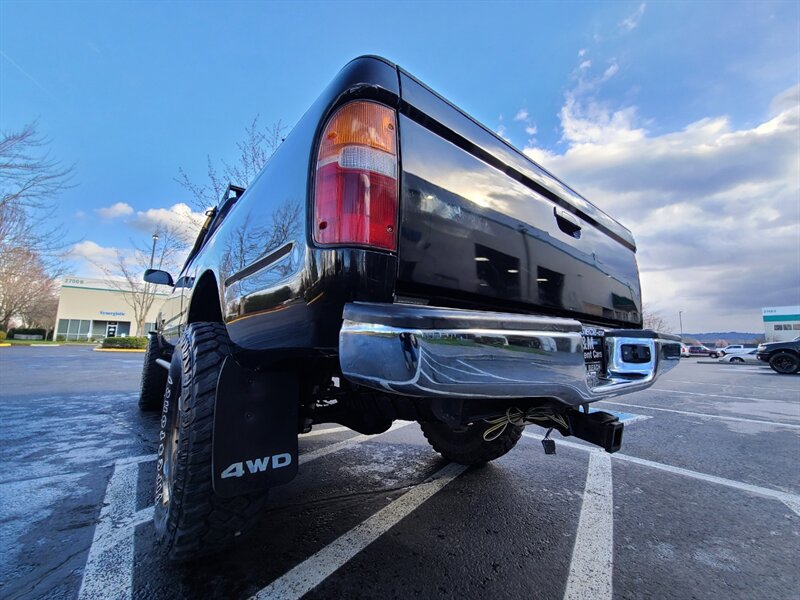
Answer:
(773, 324, 799, 331)
(57, 319, 92, 341)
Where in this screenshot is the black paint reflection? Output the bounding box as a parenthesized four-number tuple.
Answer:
(397, 115, 642, 327)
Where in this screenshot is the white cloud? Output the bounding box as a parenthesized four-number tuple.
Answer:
(496, 124, 511, 142)
(578, 48, 587, 58)
(510, 108, 538, 142)
(95, 202, 133, 219)
(71, 240, 117, 263)
(557, 93, 645, 145)
(68, 240, 126, 277)
(130, 203, 205, 244)
(524, 85, 800, 331)
(602, 62, 619, 81)
(619, 3, 646, 32)
(579, 60, 592, 71)
(770, 83, 799, 115)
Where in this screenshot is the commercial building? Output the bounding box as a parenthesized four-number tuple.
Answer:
(54, 276, 167, 340)
(762, 305, 800, 343)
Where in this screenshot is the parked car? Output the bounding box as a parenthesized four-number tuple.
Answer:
(687, 345, 720, 358)
(718, 344, 755, 356)
(138, 55, 681, 561)
(718, 349, 761, 364)
(680, 343, 691, 358)
(757, 336, 800, 374)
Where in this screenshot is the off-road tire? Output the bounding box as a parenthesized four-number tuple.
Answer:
(138, 333, 168, 411)
(769, 352, 800, 375)
(154, 322, 269, 561)
(419, 420, 523, 466)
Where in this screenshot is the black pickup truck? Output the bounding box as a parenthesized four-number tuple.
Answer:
(140, 55, 680, 560)
(757, 337, 800, 373)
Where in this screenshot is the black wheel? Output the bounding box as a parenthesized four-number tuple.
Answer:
(730, 357, 744, 363)
(709, 352, 719, 358)
(139, 333, 168, 411)
(154, 322, 269, 561)
(769, 352, 800, 374)
(419, 420, 522, 466)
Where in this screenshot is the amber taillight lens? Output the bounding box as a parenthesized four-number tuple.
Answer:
(313, 101, 398, 252)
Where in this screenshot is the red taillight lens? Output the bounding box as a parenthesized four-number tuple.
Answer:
(313, 101, 398, 251)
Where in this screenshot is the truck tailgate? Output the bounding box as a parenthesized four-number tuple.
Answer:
(395, 70, 642, 328)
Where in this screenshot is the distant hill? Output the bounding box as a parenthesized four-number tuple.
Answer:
(682, 332, 765, 345)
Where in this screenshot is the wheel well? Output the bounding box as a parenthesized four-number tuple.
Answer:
(187, 271, 224, 324)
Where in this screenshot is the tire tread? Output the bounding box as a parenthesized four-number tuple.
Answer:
(138, 334, 167, 411)
(420, 420, 522, 466)
(156, 322, 268, 561)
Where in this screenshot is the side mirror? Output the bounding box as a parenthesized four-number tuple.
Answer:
(143, 269, 174, 286)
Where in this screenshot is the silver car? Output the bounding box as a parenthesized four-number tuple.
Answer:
(718, 349, 761, 364)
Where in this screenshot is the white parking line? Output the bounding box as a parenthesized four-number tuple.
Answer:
(521, 433, 800, 516)
(564, 451, 613, 600)
(300, 426, 351, 437)
(78, 462, 140, 600)
(128, 422, 414, 527)
(614, 413, 651, 425)
(598, 400, 800, 429)
(112, 454, 158, 466)
(251, 462, 468, 600)
(78, 424, 414, 599)
(648, 388, 793, 403)
(299, 421, 411, 464)
(665, 379, 797, 392)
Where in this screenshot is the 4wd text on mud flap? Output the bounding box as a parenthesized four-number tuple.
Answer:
(220, 453, 293, 479)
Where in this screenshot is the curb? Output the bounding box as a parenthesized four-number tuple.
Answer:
(92, 348, 146, 353)
(0, 343, 10, 347)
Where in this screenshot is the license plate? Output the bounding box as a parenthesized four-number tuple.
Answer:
(581, 326, 606, 375)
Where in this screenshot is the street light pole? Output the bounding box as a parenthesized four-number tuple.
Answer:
(149, 233, 159, 269)
(679, 310, 684, 339)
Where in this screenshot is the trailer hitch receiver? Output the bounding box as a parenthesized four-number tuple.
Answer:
(565, 409, 624, 453)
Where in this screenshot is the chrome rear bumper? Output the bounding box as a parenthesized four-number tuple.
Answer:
(339, 302, 681, 406)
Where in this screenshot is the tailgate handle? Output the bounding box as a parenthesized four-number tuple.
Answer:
(554, 207, 582, 238)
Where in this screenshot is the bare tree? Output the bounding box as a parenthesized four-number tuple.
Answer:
(95, 226, 187, 336)
(0, 121, 74, 259)
(176, 116, 285, 211)
(218, 200, 302, 284)
(19, 286, 59, 332)
(0, 246, 58, 332)
(0, 122, 73, 331)
(0, 121, 73, 212)
(641, 305, 673, 334)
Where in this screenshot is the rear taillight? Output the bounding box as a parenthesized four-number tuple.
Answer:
(313, 101, 398, 251)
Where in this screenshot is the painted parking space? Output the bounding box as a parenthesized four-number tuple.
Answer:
(589, 407, 652, 426)
(1, 349, 798, 599)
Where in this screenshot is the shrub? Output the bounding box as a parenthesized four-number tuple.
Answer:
(9, 328, 47, 339)
(101, 336, 148, 349)
(0, 331, 6, 341)
(56, 335, 66, 342)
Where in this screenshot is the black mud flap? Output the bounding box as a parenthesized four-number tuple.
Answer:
(212, 356, 299, 497)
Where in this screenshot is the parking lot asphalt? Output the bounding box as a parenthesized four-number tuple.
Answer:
(1, 346, 798, 600)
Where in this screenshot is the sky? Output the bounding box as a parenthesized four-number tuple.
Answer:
(1, 0, 798, 333)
